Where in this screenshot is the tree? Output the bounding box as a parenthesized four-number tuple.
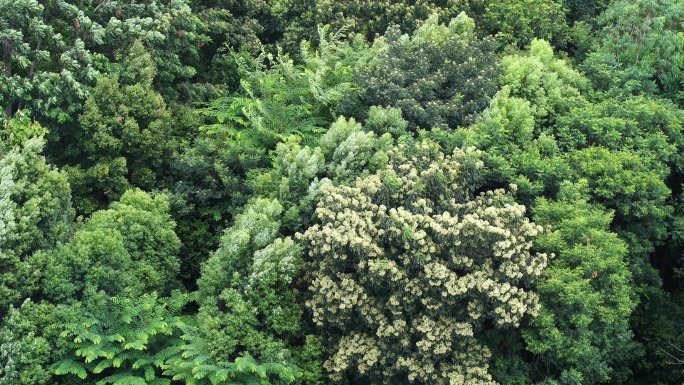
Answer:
(562, 0, 610, 23)
(0, 299, 79, 385)
(583, 0, 684, 101)
(553, 96, 683, 258)
(431, 40, 586, 203)
(1, 111, 47, 150)
(65, 41, 176, 214)
(270, 0, 461, 56)
(175, 29, 361, 223)
(84, 0, 209, 101)
(482, 0, 569, 49)
(39, 189, 181, 304)
(54, 291, 190, 385)
(627, 289, 684, 385)
(497, 39, 589, 128)
(444, 85, 573, 204)
(525, 180, 639, 384)
(553, 96, 683, 167)
(338, 12, 499, 131)
(449, 40, 675, 260)
(567, 147, 671, 259)
(191, 0, 269, 54)
(200, 26, 360, 147)
(0, 0, 98, 123)
(299, 140, 548, 384)
(434, 38, 677, 384)
(171, 31, 363, 287)
(194, 117, 405, 384)
(248, 113, 398, 234)
(0, 135, 73, 312)
(193, 198, 317, 383)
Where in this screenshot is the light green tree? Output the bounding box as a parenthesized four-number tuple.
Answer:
(584, 0, 684, 100)
(196, 199, 298, 357)
(0, 299, 81, 385)
(525, 180, 639, 384)
(497, 39, 589, 127)
(440, 40, 586, 202)
(192, 198, 312, 384)
(39, 189, 181, 304)
(0, 135, 73, 311)
(441, 37, 674, 385)
(54, 291, 190, 385)
(248, 114, 397, 232)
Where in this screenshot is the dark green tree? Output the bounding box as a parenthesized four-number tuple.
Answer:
(338, 13, 499, 131)
(270, 0, 461, 55)
(85, 0, 209, 101)
(562, 0, 610, 23)
(0, 0, 99, 123)
(482, 0, 569, 49)
(171, 31, 363, 287)
(65, 41, 177, 214)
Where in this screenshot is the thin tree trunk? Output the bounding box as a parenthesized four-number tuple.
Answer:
(17, 37, 42, 113)
(4, 41, 12, 118)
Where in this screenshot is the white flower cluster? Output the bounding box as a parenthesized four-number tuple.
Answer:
(324, 333, 382, 381)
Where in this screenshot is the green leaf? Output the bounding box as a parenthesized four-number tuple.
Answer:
(93, 359, 114, 374)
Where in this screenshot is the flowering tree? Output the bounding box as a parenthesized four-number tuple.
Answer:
(299, 141, 548, 384)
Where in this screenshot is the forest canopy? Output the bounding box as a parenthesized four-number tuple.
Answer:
(2, 1, 684, 385)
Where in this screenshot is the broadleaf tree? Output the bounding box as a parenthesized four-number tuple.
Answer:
(299, 140, 549, 384)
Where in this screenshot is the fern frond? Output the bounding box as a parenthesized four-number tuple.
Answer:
(331, 25, 350, 46)
(108, 333, 125, 343)
(123, 340, 147, 351)
(92, 359, 114, 374)
(148, 378, 171, 385)
(143, 365, 156, 381)
(132, 357, 152, 369)
(155, 344, 183, 362)
(96, 373, 147, 385)
(52, 359, 88, 379)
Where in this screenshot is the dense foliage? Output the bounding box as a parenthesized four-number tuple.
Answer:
(3, 1, 684, 385)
